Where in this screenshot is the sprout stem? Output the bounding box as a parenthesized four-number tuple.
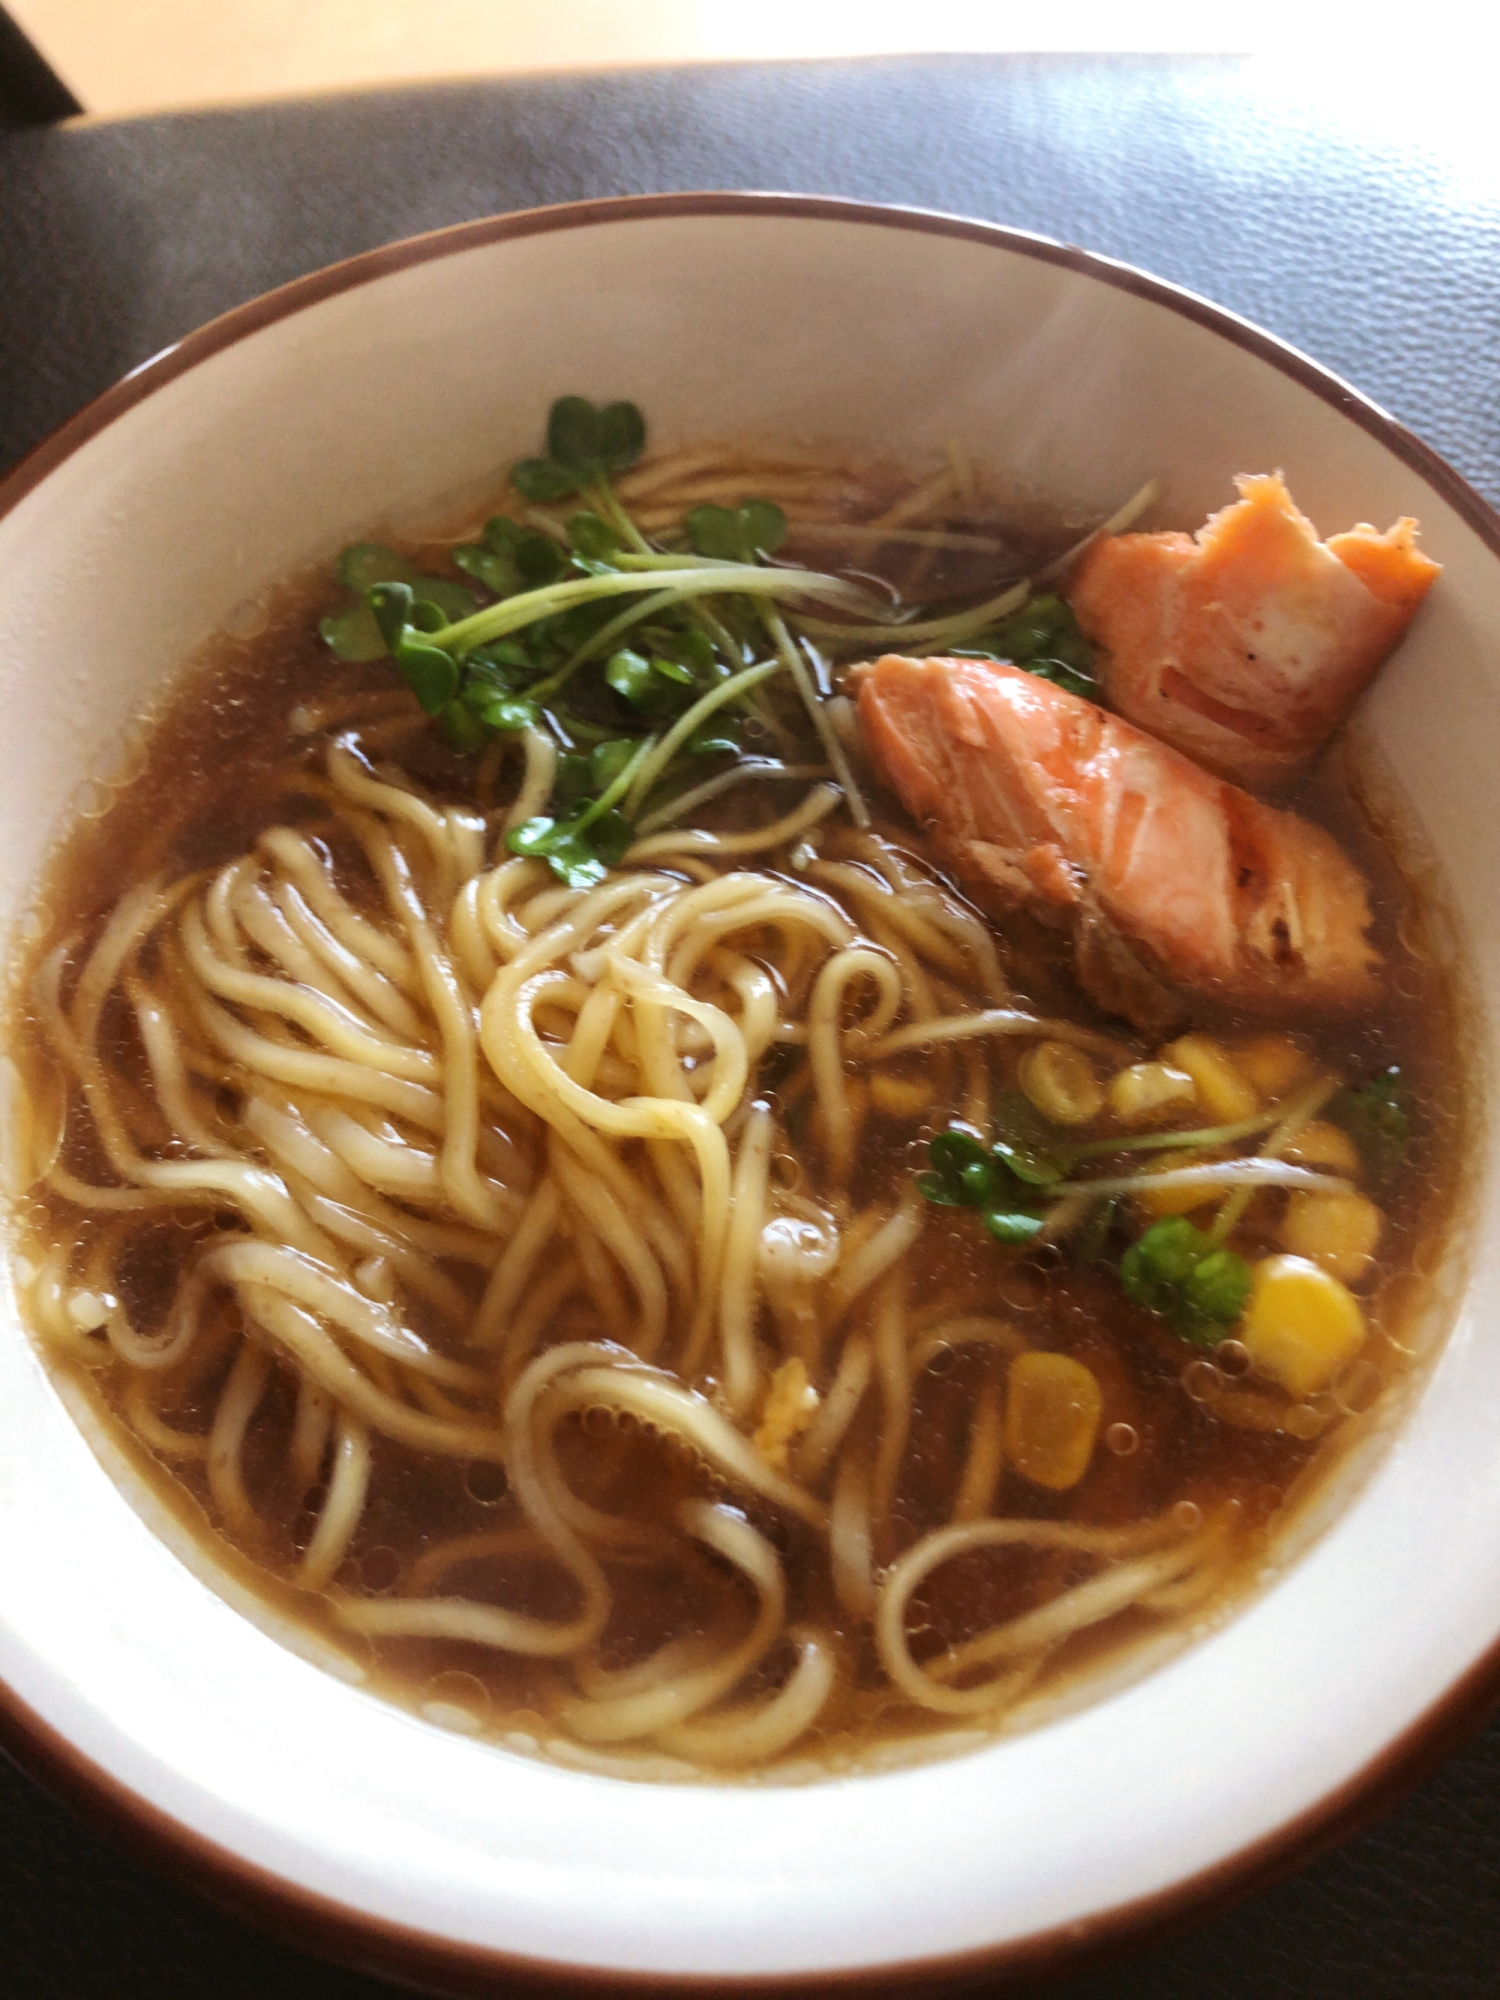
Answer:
(1068, 1108, 1281, 1162)
(795, 578, 1030, 649)
(573, 733, 658, 832)
(634, 760, 831, 835)
(1207, 1076, 1341, 1245)
(761, 602, 869, 828)
(528, 588, 682, 703)
(1065, 1161, 1351, 1199)
(431, 565, 875, 657)
(1033, 476, 1164, 585)
(624, 659, 786, 814)
(584, 480, 653, 559)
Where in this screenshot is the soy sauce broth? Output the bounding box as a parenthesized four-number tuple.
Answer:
(3, 532, 1472, 1779)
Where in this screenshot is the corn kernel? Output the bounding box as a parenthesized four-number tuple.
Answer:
(869, 1070, 933, 1118)
(1240, 1254, 1365, 1397)
(752, 1357, 820, 1472)
(1006, 1351, 1103, 1490)
(1107, 1060, 1197, 1125)
(1162, 1034, 1259, 1124)
(1231, 1033, 1316, 1102)
(1280, 1119, 1361, 1180)
(1279, 1191, 1383, 1285)
(1133, 1148, 1225, 1218)
(1018, 1040, 1105, 1126)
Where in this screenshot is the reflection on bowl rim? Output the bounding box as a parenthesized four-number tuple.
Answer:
(2, 190, 1499, 1998)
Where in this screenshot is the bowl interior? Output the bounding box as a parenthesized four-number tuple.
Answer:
(1, 199, 1498, 1985)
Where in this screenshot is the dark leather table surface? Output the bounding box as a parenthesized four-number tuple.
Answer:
(2, 51, 1499, 2000)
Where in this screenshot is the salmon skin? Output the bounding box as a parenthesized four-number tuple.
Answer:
(1069, 473, 1439, 790)
(853, 653, 1381, 1030)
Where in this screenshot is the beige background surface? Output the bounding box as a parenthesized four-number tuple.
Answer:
(12, 1, 1257, 118)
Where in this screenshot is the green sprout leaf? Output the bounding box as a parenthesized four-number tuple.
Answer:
(595, 400, 646, 474)
(589, 738, 639, 791)
(739, 499, 788, 558)
(982, 1209, 1046, 1246)
(515, 535, 567, 586)
(685, 721, 740, 758)
(462, 646, 536, 700)
(651, 627, 717, 680)
(438, 701, 488, 753)
(473, 695, 540, 732)
(504, 813, 610, 889)
(483, 515, 528, 552)
(511, 456, 579, 503)
(650, 654, 697, 687)
(1071, 1197, 1120, 1270)
(568, 511, 624, 561)
(555, 753, 594, 805)
(394, 633, 460, 714)
(1120, 1216, 1250, 1347)
(1119, 1215, 1205, 1313)
(548, 396, 606, 475)
(684, 504, 742, 561)
(918, 1125, 1046, 1234)
(1327, 1066, 1409, 1185)
(686, 499, 788, 564)
(453, 543, 518, 595)
(520, 396, 647, 499)
(458, 514, 541, 586)
(991, 1091, 1067, 1186)
(411, 577, 479, 622)
(589, 808, 634, 867)
(968, 593, 1098, 698)
(915, 1170, 967, 1208)
(476, 638, 540, 672)
(407, 597, 448, 634)
(605, 648, 657, 706)
(319, 603, 388, 661)
(367, 580, 415, 651)
(927, 1127, 991, 1186)
(364, 580, 461, 713)
(506, 816, 561, 857)
(336, 543, 416, 592)
(1181, 1248, 1251, 1330)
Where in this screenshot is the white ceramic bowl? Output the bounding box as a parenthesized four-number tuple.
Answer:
(2, 194, 1498, 1994)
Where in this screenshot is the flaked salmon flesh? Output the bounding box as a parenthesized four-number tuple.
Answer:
(1069, 473, 1439, 789)
(853, 653, 1381, 1024)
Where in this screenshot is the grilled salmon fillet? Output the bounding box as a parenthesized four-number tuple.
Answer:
(853, 652, 1381, 1026)
(1069, 473, 1439, 790)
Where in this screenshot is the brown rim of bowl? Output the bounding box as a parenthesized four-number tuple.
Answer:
(2, 189, 1499, 1997)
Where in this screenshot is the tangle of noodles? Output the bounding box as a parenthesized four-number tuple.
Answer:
(1, 438, 1463, 1778)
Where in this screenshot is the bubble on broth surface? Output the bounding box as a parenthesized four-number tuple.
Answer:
(1181, 1360, 1222, 1403)
(1332, 1357, 1383, 1416)
(359, 1546, 400, 1593)
(463, 1461, 508, 1506)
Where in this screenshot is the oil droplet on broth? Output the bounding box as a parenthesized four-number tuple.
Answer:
(1332, 1358, 1382, 1415)
(1181, 1359, 1221, 1403)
